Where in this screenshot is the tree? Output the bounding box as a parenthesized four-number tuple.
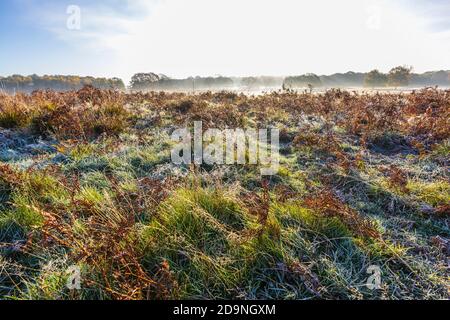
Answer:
(130, 73, 161, 90)
(0, 75, 125, 93)
(242, 77, 258, 88)
(388, 66, 412, 87)
(364, 69, 388, 87)
(283, 73, 322, 89)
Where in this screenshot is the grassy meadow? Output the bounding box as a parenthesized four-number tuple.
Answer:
(0, 86, 449, 300)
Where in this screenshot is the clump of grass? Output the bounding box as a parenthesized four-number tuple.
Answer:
(430, 140, 449, 158)
(80, 171, 111, 191)
(407, 180, 450, 207)
(303, 190, 380, 239)
(91, 102, 131, 136)
(0, 164, 21, 207)
(0, 94, 34, 128)
(68, 143, 96, 161)
(20, 259, 72, 300)
(32, 101, 130, 140)
(140, 187, 248, 298)
(127, 146, 170, 175)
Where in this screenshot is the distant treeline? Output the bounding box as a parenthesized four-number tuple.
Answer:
(0, 75, 125, 93)
(2, 69, 449, 94)
(129, 73, 284, 91)
(130, 69, 450, 91)
(130, 73, 235, 91)
(279, 68, 450, 89)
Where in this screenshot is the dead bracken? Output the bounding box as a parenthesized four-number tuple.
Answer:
(0, 86, 448, 300)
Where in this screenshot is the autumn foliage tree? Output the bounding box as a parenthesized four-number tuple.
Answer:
(283, 73, 323, 89)
(364, 69, 388, 87)
(388, 66, 413, 87)
(0, 74, 125, 93)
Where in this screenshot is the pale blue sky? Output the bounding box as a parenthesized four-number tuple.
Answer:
(1, 0, 449, 83)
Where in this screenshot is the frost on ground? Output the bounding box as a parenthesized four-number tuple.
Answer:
(0, 87, 449, 300)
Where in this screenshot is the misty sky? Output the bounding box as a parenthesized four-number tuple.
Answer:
(0, 0, 449, 83)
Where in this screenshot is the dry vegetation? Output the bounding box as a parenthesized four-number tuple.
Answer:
(0, 86, 449, 300)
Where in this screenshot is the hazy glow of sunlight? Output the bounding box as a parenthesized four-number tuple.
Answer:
(11, 0, 450, 82)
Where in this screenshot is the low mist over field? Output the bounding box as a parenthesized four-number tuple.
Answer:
(1, 68, 450, 93)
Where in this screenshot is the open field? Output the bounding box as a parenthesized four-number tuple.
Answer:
(0, 86, 449, 300)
